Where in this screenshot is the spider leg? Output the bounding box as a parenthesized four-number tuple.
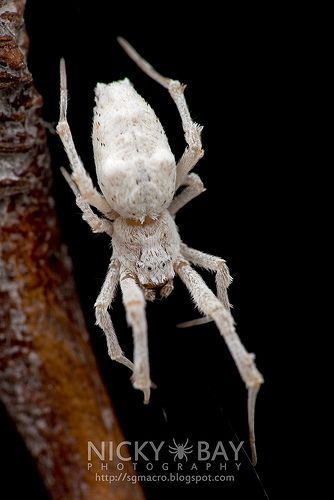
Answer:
(61, 168, 113, 236)
(95, 259, 133, 371)
(56, 59, 117, 220)
(169, 173, 206, 216)
(120, 270, 151, 404)
(117, 38, 204, 189)
(177, 243, 232, 327)
(175, 258, 263, 465)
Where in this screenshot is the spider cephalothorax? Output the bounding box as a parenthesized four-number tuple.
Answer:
(56, 38, 263, 465)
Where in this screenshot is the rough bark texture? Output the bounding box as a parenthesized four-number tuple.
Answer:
(0, 2, 144, 498)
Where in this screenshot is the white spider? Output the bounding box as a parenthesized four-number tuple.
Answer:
(56, 38, 263, 465)
(168, 439, 193, 461)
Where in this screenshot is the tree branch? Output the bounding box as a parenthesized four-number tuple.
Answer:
(0, 2, 144, 498)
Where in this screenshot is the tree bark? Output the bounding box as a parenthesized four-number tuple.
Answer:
(0, 1, 144, 498)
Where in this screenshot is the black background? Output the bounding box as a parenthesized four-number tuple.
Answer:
(1, 1, 294, 498)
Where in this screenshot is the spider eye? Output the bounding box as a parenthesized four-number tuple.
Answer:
(162, 262, 166, 267)
(147, 266, 152, 271)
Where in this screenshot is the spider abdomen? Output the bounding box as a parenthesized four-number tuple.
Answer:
(92, 79, 176, 220)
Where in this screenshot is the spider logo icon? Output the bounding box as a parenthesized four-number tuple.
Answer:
(168, 439, 193, 461)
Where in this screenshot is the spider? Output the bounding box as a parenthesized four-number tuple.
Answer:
(168, 439, 193, 461)
(56, 38, 263, 465)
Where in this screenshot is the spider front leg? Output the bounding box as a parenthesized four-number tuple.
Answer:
(95, 259, 133, 370)
(118, 38, 204, 189)
(175, 258, 263, 465)
(177, 243, 232, 327)
(56, 59, 117, 219)
(120, 271, 151, 404)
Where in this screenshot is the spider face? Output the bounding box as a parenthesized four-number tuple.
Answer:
(136, 250, 174, 287)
